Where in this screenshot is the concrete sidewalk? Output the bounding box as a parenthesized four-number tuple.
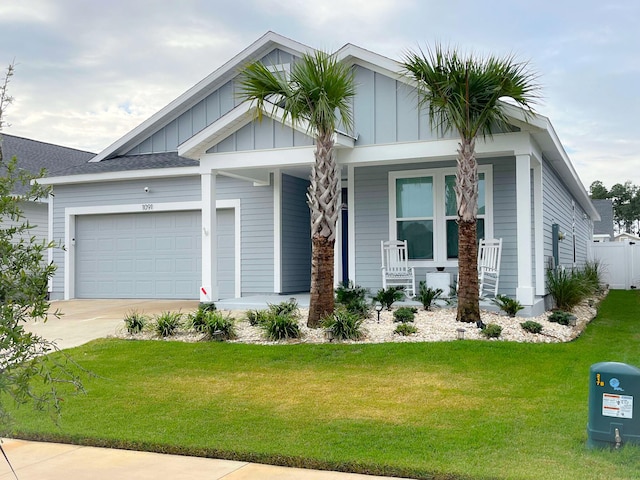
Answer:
(0, 439, 412, 480)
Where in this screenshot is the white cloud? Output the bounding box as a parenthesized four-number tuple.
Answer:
(0, 1, 58, 23)
(0, 0, 638, 189)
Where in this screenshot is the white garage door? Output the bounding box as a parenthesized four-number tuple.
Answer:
(75, 210, 235, 299)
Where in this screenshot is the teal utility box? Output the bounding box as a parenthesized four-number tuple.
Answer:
(587, 362, 640, 448)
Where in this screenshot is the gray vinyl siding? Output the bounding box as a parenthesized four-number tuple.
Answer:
(125, 79, 238, 155)
(17, 201, 48, 244)
(219, 176, 275, 295)
(126, 49, 299, 156)
(259, 48, 295, 67)
(492, 157, 517, 297)
(542, 159, 592, 274)
(280, 174, 311, 293)
(3, 202, 49, 269)
(353, 158, 518, 296)
(207, 119, 314, 153)
(351, 66, 455, 145)
(49, 174, 275, 299)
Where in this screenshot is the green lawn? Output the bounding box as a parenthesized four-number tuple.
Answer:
(5, 290, 640, 479)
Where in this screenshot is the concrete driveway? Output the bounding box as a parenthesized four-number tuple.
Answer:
(23, 299, 199, 349)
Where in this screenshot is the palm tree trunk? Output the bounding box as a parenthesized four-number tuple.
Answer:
(306, 132, 340, 327)
(456, 137, 481, 323)
(308, 235, 335, 327)
(457, 220, 480, 322)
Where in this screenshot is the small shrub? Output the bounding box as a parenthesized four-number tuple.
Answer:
(414, 281, 443, 311)
(492, 294, 524, 317)
(153, 311, 183, 337)
(246, 309, 270, 326)
(124, 310, 148, 334)
(372, 286, 405, 310)
(335, 282, 370, 318)
(187, 303, 216, 332)
(393, 306, 417, 323)
(548, 310, 575, 326)
(198, 302, 216, 312)
(203, 311, 237, 341)
(322, 308, 364, 341)
(546, 268, 588, 311)
(268, 299, 300, 318)
(481, 323, 502, 339)
(394, 323, 418, 336)
(521, 320, 543, 334)
(263, 314, 301, 341)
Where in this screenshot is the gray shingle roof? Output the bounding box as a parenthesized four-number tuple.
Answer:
(592, 199, 614, 239)
(51, 152, 199, 176)
(1, 134, 95, 193)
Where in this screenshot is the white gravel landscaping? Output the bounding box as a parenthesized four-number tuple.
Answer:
(117, 296, 602, 345)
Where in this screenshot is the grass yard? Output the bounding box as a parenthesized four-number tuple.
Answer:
(4, 290, 640, 479)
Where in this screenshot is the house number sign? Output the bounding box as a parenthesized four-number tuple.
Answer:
(142, 203, 153, 211)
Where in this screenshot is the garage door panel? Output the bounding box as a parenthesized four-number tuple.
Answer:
(116, 216, 134, 230)
(175, 236, 195, 250)
(136, 237, 153, 250)
(155, 236, 173, 250)
(155, 258, 172, 273)
(135, 258, 154, 273)
(116, 238, 134, 251)
(117, 259, 134, 273)
(98, 259, 114, 274)
(76, 209, 235, 299)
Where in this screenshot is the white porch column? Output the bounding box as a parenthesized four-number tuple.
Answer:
(201, 171, 218, 302)
(516, 154, 535, 305)
(347, 164, 356, 284)
(273, 169, 282, 293)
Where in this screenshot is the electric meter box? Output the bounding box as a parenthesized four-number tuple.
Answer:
(587, 362, 640, 448)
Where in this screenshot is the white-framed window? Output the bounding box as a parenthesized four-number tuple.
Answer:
(389, 166, 493, 267)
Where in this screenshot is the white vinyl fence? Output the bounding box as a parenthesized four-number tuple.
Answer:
(590, 242, 640, 290)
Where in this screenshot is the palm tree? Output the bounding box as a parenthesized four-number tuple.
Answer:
(239, 50, 355, 327)
(402, 46, 539, 323)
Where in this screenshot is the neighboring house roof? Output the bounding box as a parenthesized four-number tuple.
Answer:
(0, 133, 95, 194)
(591, 199, 614, 238)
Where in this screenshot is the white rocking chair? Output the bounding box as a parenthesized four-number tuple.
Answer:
(381, 240, 416, 298)
(477, 238, 502, 298)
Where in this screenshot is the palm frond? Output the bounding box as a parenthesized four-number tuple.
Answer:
(401, 44, 540, 141)
(238, 50, 355, 136)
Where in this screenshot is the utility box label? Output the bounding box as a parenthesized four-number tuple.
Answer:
(602, 393, 633, 419)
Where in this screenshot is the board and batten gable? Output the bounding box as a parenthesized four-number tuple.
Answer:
(352, 157, 519, 296)
(280, 173, 311, 293)
(49, 174, 275, 299)
(542, 158, 592, 272)
(352, 65, 450, 145)
(125, 49, 299, 156)
(208, 118, 314, 153)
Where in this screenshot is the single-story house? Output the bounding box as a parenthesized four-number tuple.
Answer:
(614, 232, 640, 243)
(39, 32, 598, 315)
(0, 133, 94, 250)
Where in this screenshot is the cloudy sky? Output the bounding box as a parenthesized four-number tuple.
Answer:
(0, 0, 638, 190)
